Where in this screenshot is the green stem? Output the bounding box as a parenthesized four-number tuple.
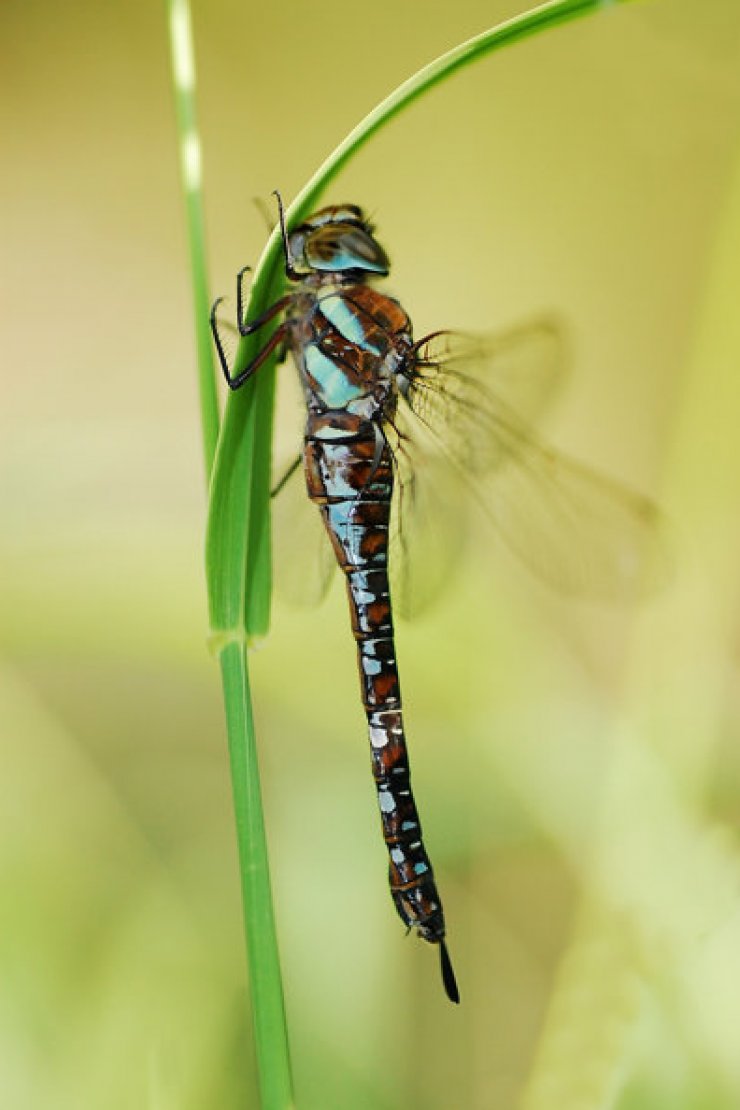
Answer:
(166, 2, 293, 1107)
(166, 0, 220, 477)
(220, 645, 293, 1108)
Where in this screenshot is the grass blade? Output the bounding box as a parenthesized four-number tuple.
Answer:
(219, 643, 293, 1109)
(166, 2, 293, 1105)
(166, 0, 219, 476)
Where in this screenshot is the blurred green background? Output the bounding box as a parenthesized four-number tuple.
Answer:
(3, 1, 740, 1107)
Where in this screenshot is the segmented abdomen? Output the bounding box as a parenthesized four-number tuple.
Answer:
(303, 412, 447, 945)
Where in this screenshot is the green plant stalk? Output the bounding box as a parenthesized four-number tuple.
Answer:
(166, 0, 220, 477)
(219, 643, 293, 1110)
(166, 2, 293, 1106)
(196, 0, 643, 1105)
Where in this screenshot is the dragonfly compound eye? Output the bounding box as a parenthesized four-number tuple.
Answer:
(304, 224, 390, 275)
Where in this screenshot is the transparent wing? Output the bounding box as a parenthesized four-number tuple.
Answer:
(271, 457, 337, 607)
(417, 317, 566, 427)
(386, 409, 469, 620)
(384, 318, 565, 616)
(392, 327, 664, 602)
(385, 318, 567, 617)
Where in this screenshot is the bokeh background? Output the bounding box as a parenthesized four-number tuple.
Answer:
(4, 1, 740, 1107)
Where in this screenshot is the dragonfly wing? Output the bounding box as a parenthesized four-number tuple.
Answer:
(470, 437, 665, 598)
(270, 343, 336, 608)
(271, 455, 337, 607)
(400, 329, 665, 601)
(383, 318, 566, 618)
(416, 317, 567, 428)
(385, 409, 469, 620)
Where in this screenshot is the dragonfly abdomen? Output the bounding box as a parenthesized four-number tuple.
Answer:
(304, 414, 448, 952)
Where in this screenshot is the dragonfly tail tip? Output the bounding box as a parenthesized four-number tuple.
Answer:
(440, 941, 460, 1004)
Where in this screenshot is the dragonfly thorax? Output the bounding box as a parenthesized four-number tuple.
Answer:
(286, 278, 409, 420)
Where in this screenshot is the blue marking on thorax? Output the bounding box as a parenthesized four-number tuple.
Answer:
(319, 293, 382, 354)
(304, 345, 363, 408)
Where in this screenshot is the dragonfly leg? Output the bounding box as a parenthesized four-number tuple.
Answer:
(209, 308, 289, 391)
(398, 330, 450, 382)
(409, 329, 447, 355)
(270, 454, 302, 498)
(210, 272, 290, 379)
(273, 189, 304, 282)
(235, 270, 291, 337)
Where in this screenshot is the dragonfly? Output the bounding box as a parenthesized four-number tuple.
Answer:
(210, 195, 661, 1005)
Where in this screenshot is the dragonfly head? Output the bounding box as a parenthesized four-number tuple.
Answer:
(288, 205, 390, 278)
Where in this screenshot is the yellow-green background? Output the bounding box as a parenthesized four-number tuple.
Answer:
(3, 1, 740, 1106)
